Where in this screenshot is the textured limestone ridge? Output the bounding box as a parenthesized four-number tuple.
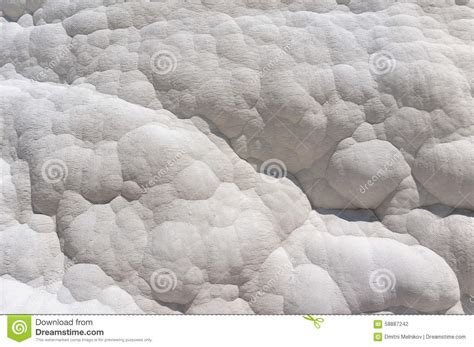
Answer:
(0, 0, 473, 314)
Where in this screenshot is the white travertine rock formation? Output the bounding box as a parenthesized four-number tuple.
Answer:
(0, 0, 472, 314)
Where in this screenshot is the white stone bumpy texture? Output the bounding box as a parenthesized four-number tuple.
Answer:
(0, 0, 473, 314)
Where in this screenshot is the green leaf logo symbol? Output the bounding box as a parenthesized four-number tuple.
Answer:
(7, 315, 32, 342)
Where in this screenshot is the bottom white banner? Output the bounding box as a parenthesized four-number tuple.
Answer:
(0, 314, 472, 346)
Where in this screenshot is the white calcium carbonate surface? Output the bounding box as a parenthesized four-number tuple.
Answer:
(0, 0, 473, 314)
